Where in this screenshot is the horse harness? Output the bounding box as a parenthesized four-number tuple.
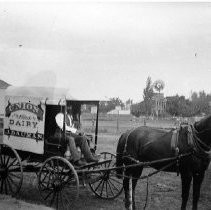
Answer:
(123, 127, 137, 158)
(122, 124, 211, 175)
(171, 124, 211, 159)
(171, 123, 211, 175)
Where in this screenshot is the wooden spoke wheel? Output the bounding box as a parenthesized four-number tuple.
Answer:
(0, 143, 23, 196)
(89, 152, 123, 199)
(38, 156, 79, 210)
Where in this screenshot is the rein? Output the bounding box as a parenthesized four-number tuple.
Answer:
(123, 127, 137, 155)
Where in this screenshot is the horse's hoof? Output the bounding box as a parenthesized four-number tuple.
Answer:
(124, 201, 132, 210)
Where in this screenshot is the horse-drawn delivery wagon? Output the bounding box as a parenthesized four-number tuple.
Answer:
(0, 86, 123, 209)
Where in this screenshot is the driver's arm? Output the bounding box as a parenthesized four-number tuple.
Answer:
(66, 126, 77, 133)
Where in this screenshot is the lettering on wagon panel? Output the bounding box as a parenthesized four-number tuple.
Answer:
(4, 128, 43, 142)
(9, 119, 38, 128)
(4, 98, 45, 142)
(5, 100, 44, 121)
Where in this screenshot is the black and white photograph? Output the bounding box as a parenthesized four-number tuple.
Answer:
(0, 1, 210, 210)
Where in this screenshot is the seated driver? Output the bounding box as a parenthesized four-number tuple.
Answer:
(55, 106, 99, 167)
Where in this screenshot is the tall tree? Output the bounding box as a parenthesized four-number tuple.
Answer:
(143, 76, 154, 116)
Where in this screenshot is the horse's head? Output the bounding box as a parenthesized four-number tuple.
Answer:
(194, 115, 211, 157)
(194, 115, 211, 132)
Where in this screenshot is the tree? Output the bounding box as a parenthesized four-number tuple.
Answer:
(166, 95, 180, 116)
(99, 101, 108, 113)
(143, 76, 154, 116)
(191, 91, 211, 115)
(131, 101, 146, 117)
(191, 91, 198, 102)
(153, 80, 165, 93)
(99, 97, 124, 113)
(131, 103, 141, 117)
(166, 95, 196, 117)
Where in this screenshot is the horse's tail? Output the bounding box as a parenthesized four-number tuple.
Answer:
(116, 133, 126, 179)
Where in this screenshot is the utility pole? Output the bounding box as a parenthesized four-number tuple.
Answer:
(116, 106, 121, 132)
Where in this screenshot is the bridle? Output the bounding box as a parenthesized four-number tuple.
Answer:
(188, 124, 211, 159)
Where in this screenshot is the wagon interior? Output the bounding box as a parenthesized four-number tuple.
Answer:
(44, 100, 99, 158)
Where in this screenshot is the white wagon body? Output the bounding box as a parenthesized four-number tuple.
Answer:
(3, 86, 74, 154)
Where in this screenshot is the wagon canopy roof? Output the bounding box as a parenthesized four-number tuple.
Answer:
(5, 86, 75, 104)
(5, 86, 102, 104)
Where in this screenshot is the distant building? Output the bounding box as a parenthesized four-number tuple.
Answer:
(107, 109, 131, 115)
(0, 79, 11, 117)
(151, 93, 167, 117)
(107, 100, 132, 115)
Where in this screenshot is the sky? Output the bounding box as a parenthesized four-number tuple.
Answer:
(0, 1, 211, 102)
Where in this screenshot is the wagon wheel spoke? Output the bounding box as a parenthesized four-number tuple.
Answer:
(0, 144, 23, 196)
(38, 157, 79, 210)
(91, 176, 104, 192)
(89, 152, 123, 199)
(0, 154, 3, 165)
(39, 168, 49, 184)
(109, 176, 123, 185)
(7, 176, 19, 190)
(7, 159, 18, 169)
(63, 191, 72, 206)
(8, 172, 21, 179)
(99, 179, 106, 197)
(2, 152, 6, 165)
(105, 180, 109, 198)
(107, 180, 115, 197)
(58, 191, 65, 210)
(59, 164, 65, 180)
(0, 179, 4, 193)
(5, 178, 13, 194)
(50, 191, 56, 206)
(4, 155, 10, 166)
(108, 178, 121, 192)
(59, 190, 72, 210)
(44, 189, 54, 200)
(62, 178, 79, 202)
(4, 179, 8, 194)
(49, 160, 57, 178)
(56, 191, 59, 210)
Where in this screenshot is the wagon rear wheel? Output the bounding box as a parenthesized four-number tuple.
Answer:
(38, 156, 79, 210)
(89, 152, 123, 199)
(0, 143, 23, 196)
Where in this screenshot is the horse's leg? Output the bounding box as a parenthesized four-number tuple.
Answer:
(132, 167, 143, 210)
(123, 169, 131, 210)
(181, 172, 192, 210)
(192, 171, 205, 210)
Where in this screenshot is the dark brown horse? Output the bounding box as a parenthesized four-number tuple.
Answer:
(116, 115, 211, 210)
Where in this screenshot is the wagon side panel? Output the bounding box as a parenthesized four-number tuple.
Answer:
(3, 95, 45, 154)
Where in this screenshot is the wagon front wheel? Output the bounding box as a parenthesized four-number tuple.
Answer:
(89, 152, 123, 199)
(38, 156, 79, 210)
(0, 143, 23, 196)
